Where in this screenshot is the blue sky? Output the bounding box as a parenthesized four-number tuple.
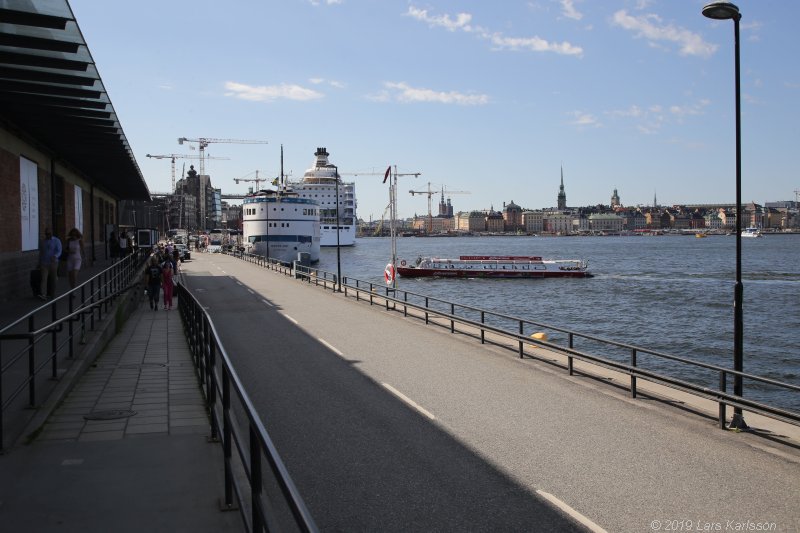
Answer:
(69, 0, 799, 221)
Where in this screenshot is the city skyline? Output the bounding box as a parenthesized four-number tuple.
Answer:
(69, 1, 800, 219)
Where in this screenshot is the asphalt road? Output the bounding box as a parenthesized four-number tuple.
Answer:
(182, 253, 800, 533)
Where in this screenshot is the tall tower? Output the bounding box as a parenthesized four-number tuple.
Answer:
(611, 188, 621, 208)
(557, 166, 567, 210)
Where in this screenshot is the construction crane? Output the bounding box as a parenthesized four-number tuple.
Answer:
(234, 170, 272, 192)
(176, 137, 268, 177)
(146, 153, 229, 193)
(409, 182, 440, 233)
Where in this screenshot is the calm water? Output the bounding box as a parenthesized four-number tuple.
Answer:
(315, 234, 800, 411)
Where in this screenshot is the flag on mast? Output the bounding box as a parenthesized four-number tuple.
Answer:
(383, 166, 391, 184)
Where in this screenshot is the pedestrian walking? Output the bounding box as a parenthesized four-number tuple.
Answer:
(118, 232, 128, 258)
(65, 227, 84, 289)
(38, 227, 62, 300)
(108, 231, 119, 261)
(144, 256, 162, 311)
(161, 259, 174, 310)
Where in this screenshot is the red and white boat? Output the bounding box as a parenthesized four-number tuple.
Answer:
(396, 256, 592, 279)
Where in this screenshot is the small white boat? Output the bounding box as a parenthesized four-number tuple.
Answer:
(742, 227, 763, 238)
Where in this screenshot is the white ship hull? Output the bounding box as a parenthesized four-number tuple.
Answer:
(320, 224, 356, 246)
(242, 193, 320, 263)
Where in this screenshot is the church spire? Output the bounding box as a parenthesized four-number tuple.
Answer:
(557, 165, 567, 210)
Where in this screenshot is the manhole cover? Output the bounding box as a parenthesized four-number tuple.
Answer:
(84, 410, 137, 420)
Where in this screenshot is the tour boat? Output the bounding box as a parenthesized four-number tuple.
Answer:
(396, 255, 592, 278)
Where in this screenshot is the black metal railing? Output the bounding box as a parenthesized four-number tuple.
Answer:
(234, 251, 800, 431)
(177, 283, 317, 533)
(0, 250, 148, 452)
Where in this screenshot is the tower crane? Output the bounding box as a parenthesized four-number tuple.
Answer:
(176, 137, 268, 177)
(146, 153, 229, 193)
(409, 182, 440, 233)
(234, 170, 271, 192)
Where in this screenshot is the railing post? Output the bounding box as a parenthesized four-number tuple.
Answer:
(518, 321, 523, 359)
(719, 370, 727, 430)
(207, 338, 217, 415)
(568, 332, 574, 375)
(404, 292, 408, 317)
(630, 348, 637, 398)
(369, 283, 374, 306)
(27, 315, 35, 407)
(222, 368, 233, 508)
(89, 278, 96, 330)
(480, 311, 485, 344)
(451, 304, 455, 333)
(425, 297, 429, 324)
(50, 302, 58, 378)
(68, 293, 75, 359)
(250, 425, 264, 533)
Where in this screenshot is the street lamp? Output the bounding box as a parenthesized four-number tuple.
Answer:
(702, 1, 747, 430)
(333, 164, 342, 292)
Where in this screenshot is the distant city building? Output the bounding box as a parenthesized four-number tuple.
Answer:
(486, 208, 504, 232)
(522, 211, 544, 233)
(588, 213, 624, 232)
(503, 201, 523, 231)
(544, 212, 571, 234)
(611, 188, 621, 208)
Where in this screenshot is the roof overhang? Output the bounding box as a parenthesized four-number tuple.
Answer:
(0, 0, 150, 201)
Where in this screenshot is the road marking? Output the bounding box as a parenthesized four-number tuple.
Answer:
(281, 313, 298, 325)
(236, 281, 243, 286)
(318, 338, 343, 356)
(535, 490, 608, 533)
(382, 383, 435, 420)
(247, 288, 254, 294)
(261, 299, 273, 307)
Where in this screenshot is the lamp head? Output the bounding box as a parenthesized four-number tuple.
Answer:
(702, 1, 741, 20)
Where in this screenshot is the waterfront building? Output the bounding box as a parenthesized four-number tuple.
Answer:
(544, 212, 572, 234)
(503, 201, 523, 231)
(704, 211, 724, 229)
(486, 209, 505, 232)
(588, 213, 624, 233)
(522, 211, 544, 233)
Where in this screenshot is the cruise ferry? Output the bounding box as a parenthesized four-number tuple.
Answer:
(241, 187, 320, 263)
(397, 255, 592, 279)
(290, 147, 356, 246)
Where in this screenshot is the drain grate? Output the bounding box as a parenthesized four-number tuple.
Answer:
(84, 409, 137, 421)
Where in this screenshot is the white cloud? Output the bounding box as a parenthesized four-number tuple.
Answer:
(560, 0, 583, 21)
(568, 111, 600, 128)
(406, 6, 473, 32)
(309, 77, 346, 89)
(611, 10, 717, 58)
(224, 81, 324, 102)
(380, 82, 489, 106)
(407, 5, 582, 57)
(489, 34, 583, 55)
(308, 0, 341, 6)
(605, 98, 709, 134)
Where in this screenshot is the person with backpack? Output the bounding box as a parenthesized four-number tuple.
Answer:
(144, 256, 162, 311)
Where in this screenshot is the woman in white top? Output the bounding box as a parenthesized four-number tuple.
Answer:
(66, 227, 84, 288)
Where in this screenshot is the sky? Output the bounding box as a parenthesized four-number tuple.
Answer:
(68, 0, 799, 221)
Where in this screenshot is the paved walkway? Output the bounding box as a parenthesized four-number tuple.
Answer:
(0, 292, 241, 532)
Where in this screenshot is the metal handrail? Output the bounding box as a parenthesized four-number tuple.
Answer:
(176, 283, 318, 533)
(233, 251, 799, 430)
(0, 250, 148, 451)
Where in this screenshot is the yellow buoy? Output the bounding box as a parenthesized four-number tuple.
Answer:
(530, 332, 548, 342)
